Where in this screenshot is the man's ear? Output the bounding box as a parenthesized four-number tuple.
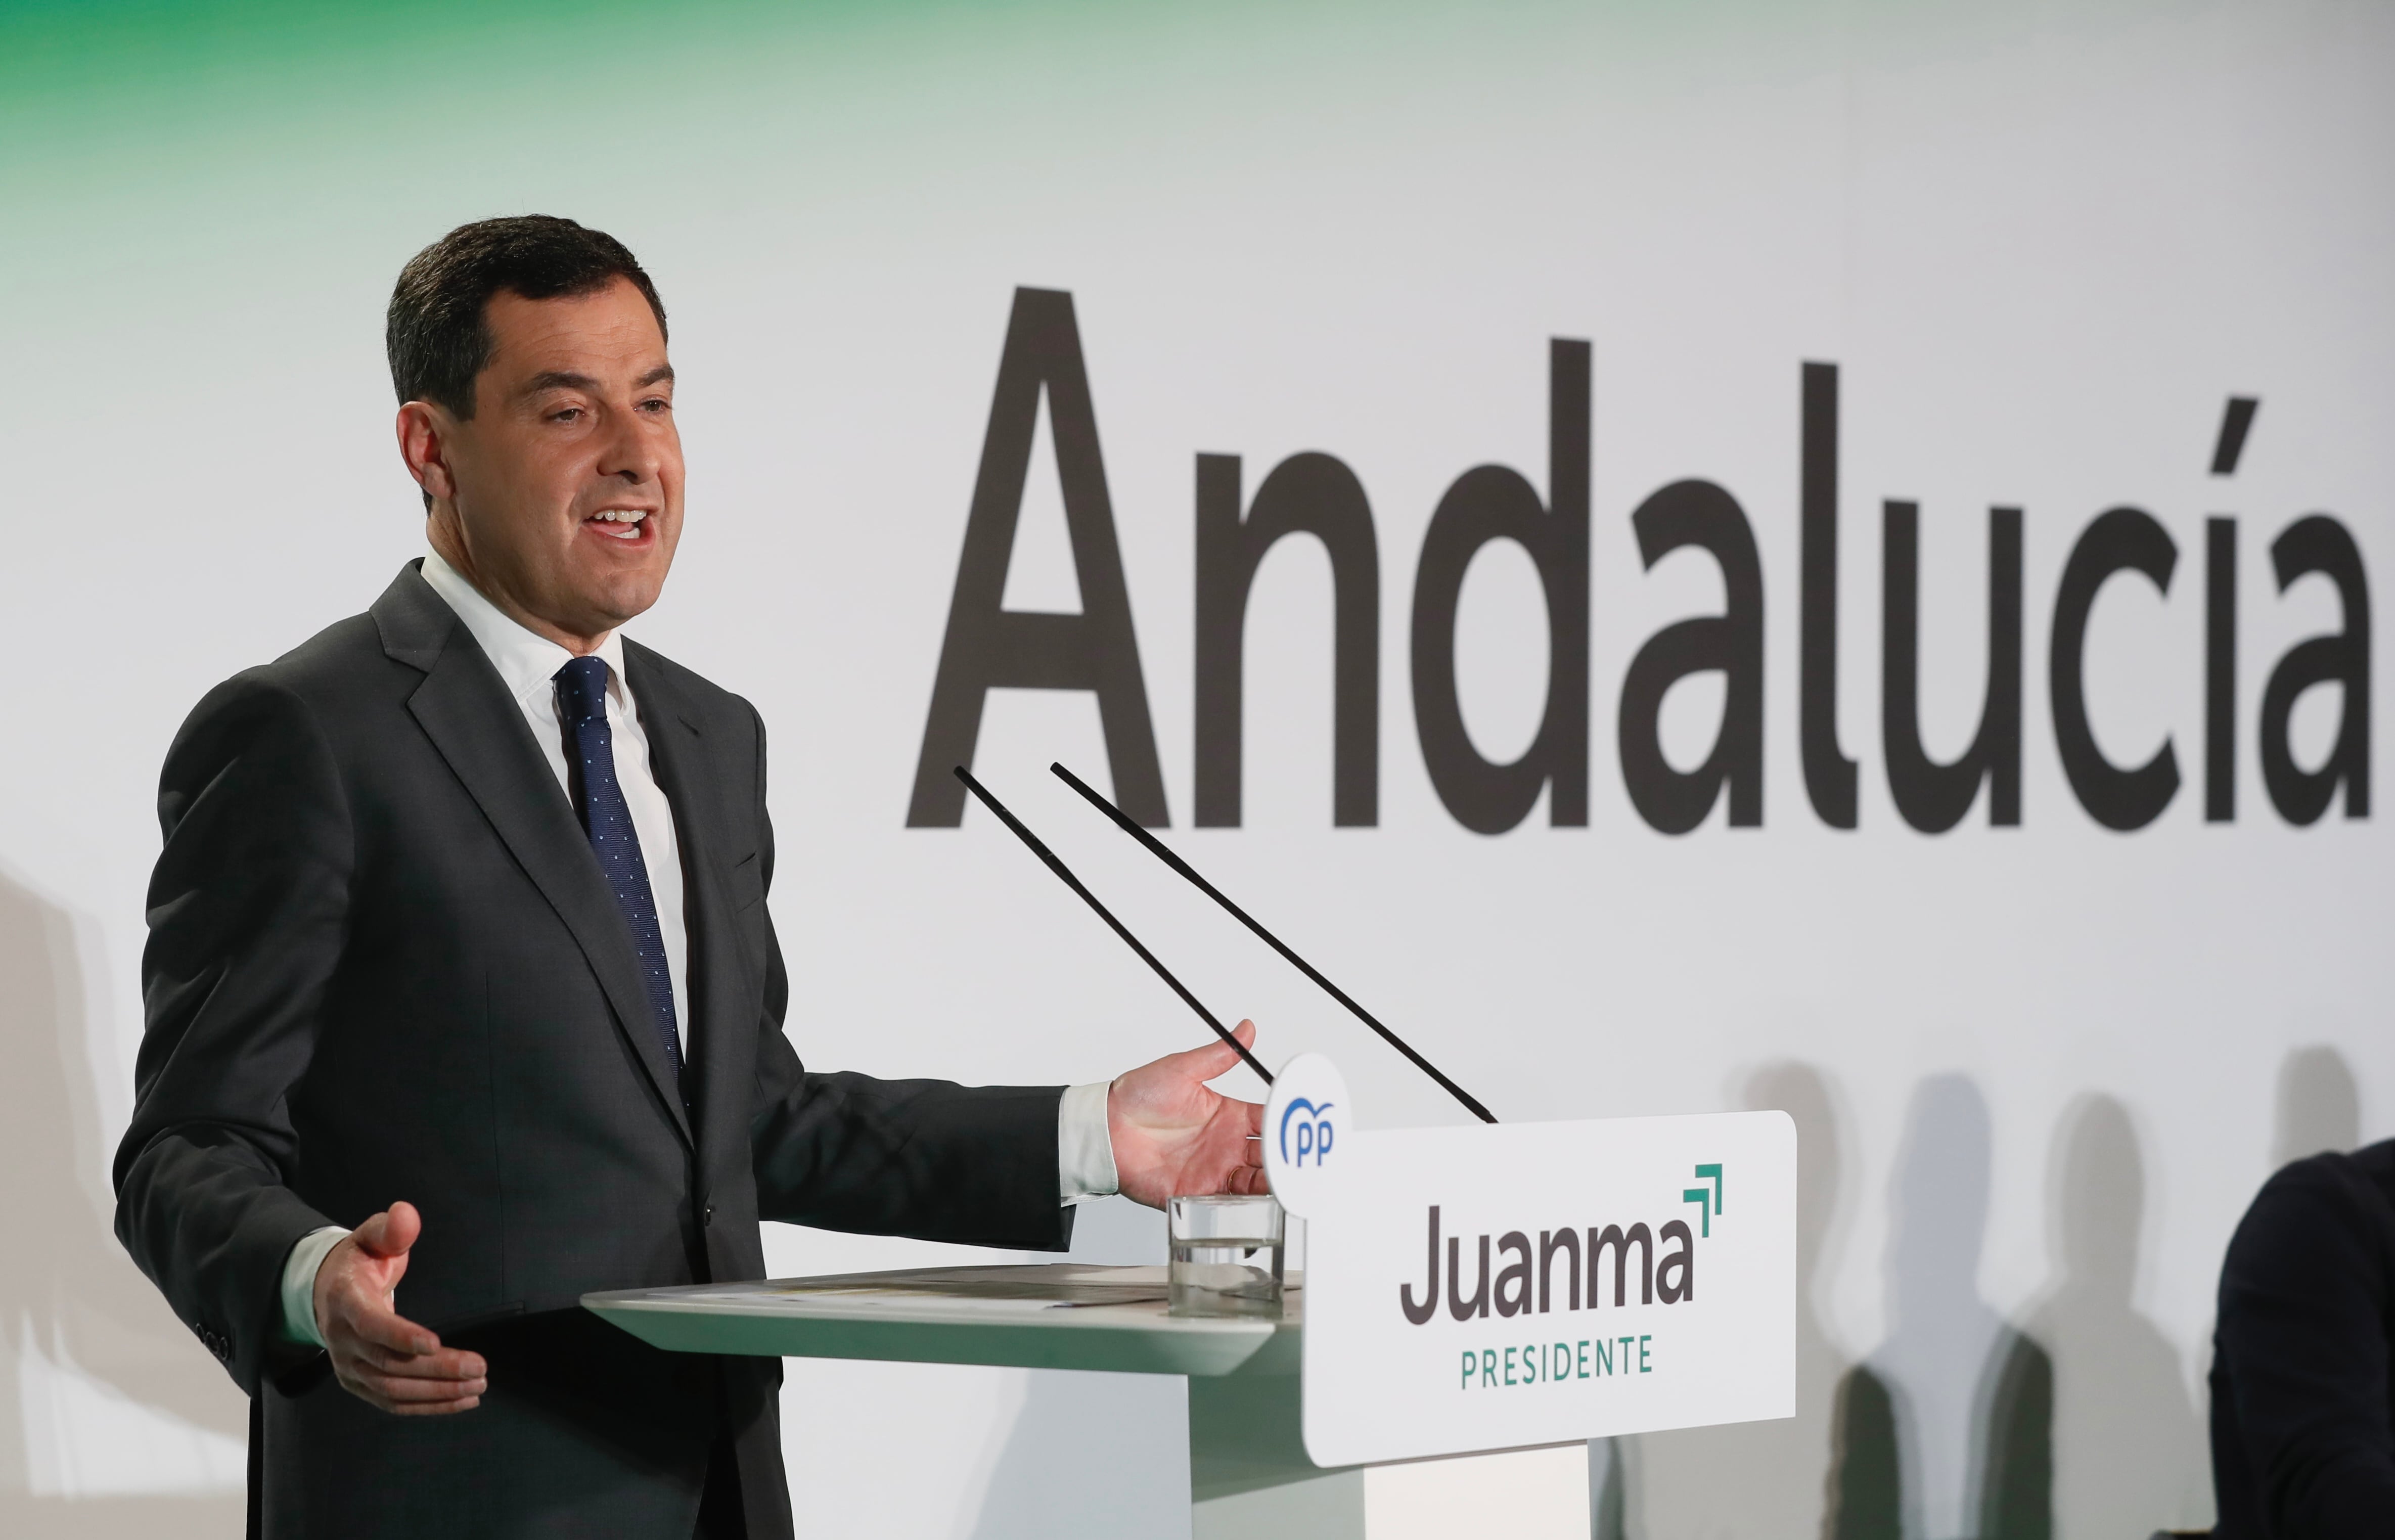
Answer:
(396, 400, 459, 505)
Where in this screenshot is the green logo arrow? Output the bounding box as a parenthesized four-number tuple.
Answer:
(1683, 1163, 1724, 1238)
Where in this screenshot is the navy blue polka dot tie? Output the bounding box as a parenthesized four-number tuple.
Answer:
(555, 656, 684, 1095)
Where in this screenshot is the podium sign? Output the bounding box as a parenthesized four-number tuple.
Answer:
(1266, 1055, 1796, 1468)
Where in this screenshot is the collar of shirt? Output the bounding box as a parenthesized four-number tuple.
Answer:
(419, 548, 630, 714)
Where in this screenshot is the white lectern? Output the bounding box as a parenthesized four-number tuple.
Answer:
(582, 1263, 1589, 1538)
(586, 1055, 1795, 1537)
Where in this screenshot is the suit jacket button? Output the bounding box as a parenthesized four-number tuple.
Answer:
(702, 1205, 714, 1227)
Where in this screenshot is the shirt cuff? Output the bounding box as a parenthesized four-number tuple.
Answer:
(279, 1226, 349, 1347)
(1057, 1080, 1120, 1203)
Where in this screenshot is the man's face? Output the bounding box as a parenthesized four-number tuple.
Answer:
(409, 277, 682, 646)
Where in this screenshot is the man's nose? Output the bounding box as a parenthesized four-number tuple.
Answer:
(598, 406, 667, 483)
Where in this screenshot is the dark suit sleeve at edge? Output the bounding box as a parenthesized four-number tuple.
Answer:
(113, 671, 350, 1394)
(741, 703, 1071, 1252)
(2216, 1158, 2395, 1536)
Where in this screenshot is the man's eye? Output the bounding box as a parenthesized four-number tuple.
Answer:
(640, 397, 671, 413)
(551, 407, 584, 423)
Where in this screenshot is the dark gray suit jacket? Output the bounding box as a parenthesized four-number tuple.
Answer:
(114, 562, 1072, 1538)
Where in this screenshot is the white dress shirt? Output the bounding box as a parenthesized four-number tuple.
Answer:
(275, 553, 1117, 1346)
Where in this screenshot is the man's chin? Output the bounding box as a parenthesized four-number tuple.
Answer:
(551, 574, 667, 642)
(594, 586, 665, 632)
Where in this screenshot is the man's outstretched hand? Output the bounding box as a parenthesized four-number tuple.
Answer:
(1109, 1020, 1269, 1208)
(313, 1201, 487, 1416)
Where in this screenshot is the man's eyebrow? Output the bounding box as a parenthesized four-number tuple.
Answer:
(635, 364, 675, 390)
(517, 370, 601, 397)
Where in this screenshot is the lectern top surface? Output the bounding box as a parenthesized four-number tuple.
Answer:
(721, 1262, 1177, 1308)
(583, 1264, 1302, 1378)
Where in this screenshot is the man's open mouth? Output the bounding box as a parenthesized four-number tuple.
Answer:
(584, 508, 653, 542)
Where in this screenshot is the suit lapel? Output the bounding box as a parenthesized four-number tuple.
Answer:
(373, 565, 696, 1149)
(626, 644, 756, 1157)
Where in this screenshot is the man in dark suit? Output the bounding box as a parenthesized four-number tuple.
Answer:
(113, 215, 1268, 1539)
(2209, 1139, 2395, 1535)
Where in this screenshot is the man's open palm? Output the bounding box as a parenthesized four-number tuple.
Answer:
(1109, 1020, 1269, 1208)
(315, 1201, 487, 1416)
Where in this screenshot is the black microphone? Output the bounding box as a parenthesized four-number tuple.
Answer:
(1049, 761, 1496, 1124)
(952, 764, 1272, 1086)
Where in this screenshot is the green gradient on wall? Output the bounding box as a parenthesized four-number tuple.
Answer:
(0, 0, 1700, 227)
(0, 0, 1189, 185)
(0, 0, 1820, 140)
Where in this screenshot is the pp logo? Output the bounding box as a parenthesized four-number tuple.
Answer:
(1280, 1099, 1336, 1168)
(1262, 1051, 1351, 1212)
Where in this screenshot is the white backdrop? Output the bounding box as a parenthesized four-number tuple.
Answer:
(3, 1, 2390, 1534)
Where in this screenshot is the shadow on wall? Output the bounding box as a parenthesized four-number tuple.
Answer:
(1830, 1074, 2050, 1540)
(1597, 1061, 2327, 1540)
(1592, 1432, 1629, 1540)
(968, 1196, 1190, 1538)
(0, 867, 247, 1538)
(2022, 1095, 2208, 1537)
(1617, 1061, 1856, 1539)
(2272, 1046, 2360, 1169)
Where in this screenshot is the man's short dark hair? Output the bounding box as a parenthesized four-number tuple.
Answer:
(386, 215, 667, 420)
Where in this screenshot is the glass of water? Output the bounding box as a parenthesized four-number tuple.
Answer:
(1167, 1194, 1285, 1318)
